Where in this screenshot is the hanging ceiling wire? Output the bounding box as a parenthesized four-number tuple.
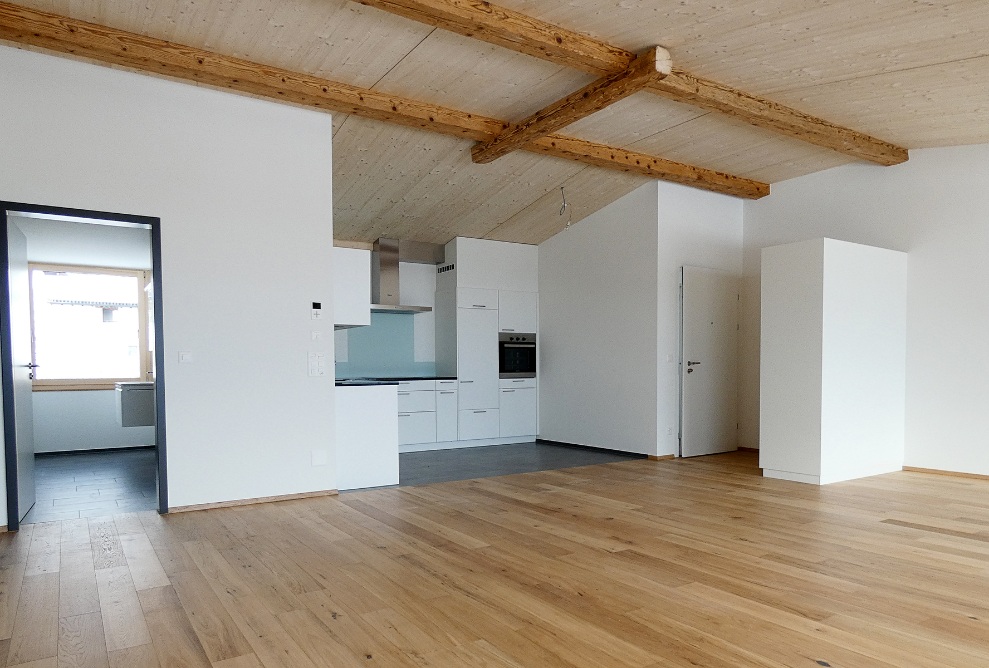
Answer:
(559, 186, 573, 230)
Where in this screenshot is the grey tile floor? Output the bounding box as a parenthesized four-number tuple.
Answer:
(21, 447, 158, 524)
(399, 441, 644, 487)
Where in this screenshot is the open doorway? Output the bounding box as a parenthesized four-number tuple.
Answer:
(1, 202, 168, 531)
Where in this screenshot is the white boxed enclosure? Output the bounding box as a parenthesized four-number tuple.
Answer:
(760, 238, 907, 484)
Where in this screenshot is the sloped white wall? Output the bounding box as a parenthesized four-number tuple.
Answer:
(0, 44, 335, 522)
(743, 143, 989, 476)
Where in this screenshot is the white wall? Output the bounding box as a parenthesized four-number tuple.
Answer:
(538, 181, 743, 456)
(33, 391, 155, 453)
(0, 45, 335, 522)
(538, 183, 659, 454)
(743, 143, 989, 476)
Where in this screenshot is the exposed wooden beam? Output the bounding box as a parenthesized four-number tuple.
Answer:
(0, 2, 767, 199)
(471, 46, 671, 164)
(526, 135, 769, 199)
(356, 0, 909, 166)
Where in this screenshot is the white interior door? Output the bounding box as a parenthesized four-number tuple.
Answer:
(680, 266, 739, 457)
(6, 221, 35, 521)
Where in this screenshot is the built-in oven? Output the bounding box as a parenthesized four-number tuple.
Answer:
(499, 332, 536, 379)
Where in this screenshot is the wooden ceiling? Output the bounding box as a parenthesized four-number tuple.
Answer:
(2, 1, 988, 246)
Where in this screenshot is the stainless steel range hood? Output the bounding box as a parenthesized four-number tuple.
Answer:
(370, 238, 443, 314)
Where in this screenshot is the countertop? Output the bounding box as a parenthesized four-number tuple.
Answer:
(335, 376, 456, 386)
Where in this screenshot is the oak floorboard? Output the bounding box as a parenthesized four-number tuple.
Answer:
(6, 573, 59, 666)
(106, 644, 159, 668)
(56, 612, 109, 668)
(94, 566, 151, 652)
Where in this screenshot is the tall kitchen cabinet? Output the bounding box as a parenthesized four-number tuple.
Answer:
(436, 238, 538, 442)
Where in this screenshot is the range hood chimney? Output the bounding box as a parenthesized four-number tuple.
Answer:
(370, 238, 441, 314)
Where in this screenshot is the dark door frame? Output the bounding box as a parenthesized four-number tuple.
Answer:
(1, 202, 168, 530)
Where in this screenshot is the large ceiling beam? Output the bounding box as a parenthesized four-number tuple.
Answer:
(471, 45, 671, 164)
(0, 2, 768, 199)
(356, 0, 909, 166)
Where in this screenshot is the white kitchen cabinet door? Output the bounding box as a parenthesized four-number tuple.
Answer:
(457, 287, 499, 310)
(499, 387, 537, 438)
(498, 291, 537, 333)
(459, 408, 500, 440)
(333, 247, 371, 328)
(436, 389, 458, 441)
(457, 307, 499, 409)
(398, 411, 437, 445)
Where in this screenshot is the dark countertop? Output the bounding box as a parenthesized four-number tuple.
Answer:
(335, 376, 457, 387)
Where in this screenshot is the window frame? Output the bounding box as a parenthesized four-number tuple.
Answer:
(28, 262, 152, 391)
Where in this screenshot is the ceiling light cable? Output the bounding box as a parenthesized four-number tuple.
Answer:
(559, 186, 573, 230)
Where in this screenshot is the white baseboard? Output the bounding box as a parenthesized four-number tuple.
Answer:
(762, 469, 822, 485)
(399, 436, 536, 453)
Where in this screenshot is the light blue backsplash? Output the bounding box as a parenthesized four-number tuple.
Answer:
(335, 312, 436, 378)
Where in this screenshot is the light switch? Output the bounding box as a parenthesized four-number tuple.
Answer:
(311, 330, 323, 341)
(311, 301, 323, 320)
(308, 351, 327, 377)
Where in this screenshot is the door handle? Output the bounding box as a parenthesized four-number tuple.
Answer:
(686, 361, 701, 366)
(24, 363, 39, 380)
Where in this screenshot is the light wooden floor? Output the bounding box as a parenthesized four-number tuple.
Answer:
(2, 451, 988, 667)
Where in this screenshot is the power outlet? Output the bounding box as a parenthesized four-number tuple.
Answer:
(308, 352, 327, 377)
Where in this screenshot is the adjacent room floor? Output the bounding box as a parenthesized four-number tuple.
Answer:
(21, 447, 158, 524)
(398, 441, 644, 486)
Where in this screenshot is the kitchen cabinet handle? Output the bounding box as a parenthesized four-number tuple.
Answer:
(502, 328, 515, 332)
(460, 380, 474, 384)
(440, 391, 455, 395)
(473, 410, 487, 414)
(398, 392, 411, 396)
(502, 389, 515, 393)
(512, 379, 525, 383)
(472, 304, 486, 308)
(399, 413, 411, 417)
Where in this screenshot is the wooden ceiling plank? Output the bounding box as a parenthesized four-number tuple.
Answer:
(0, 1, 504, 142)
(356, 0, 909, 166)
(470, 45, 671, 164)
(354, 0, 631, 75)
(0, 1, 762, 199)
(526, 135, 769, 199)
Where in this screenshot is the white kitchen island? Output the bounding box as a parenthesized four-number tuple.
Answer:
(335, 383, 399, 490)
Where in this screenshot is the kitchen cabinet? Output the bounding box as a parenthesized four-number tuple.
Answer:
(498, 290, 537, 333)
(457, 287, 498, 309)
(459, 408, 500, 441)
(333, 247, 371, 329)
(499, 387, 537, 438)
(456, 308, 499, 409)
(399, 410, 437, 445)
(436, 385, 458, 442)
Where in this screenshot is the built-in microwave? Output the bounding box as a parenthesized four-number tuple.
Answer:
(499, 332, 536, 379)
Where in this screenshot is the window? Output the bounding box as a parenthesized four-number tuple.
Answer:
(29, 263, 151, 390)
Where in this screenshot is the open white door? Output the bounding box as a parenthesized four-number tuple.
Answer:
(5, 220, 35, 522)
(679, 266, 739, 457)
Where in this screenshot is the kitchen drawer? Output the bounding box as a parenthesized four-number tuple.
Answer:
(397, 389, 436, 413)
(398, 411, 437, 445)
(459, 408, 499, 441)
(397, 379, 437, 391)
(435, 379, 458, 389)
(436, 389, 458, 442)
(457, 287, 498, 310)
(499, 377, 537, 389)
